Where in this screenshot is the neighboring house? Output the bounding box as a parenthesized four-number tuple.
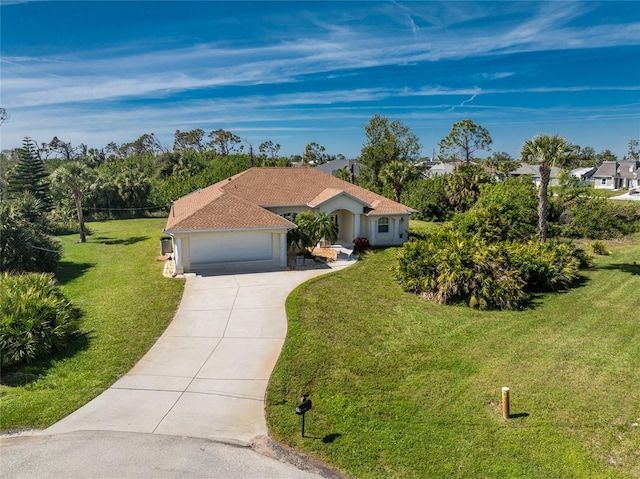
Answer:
(592, 160, 640, 190)
(423, 162, 457, 178)
(315, 159, 360, 178)
(592, 161, 620, 189)
(164, 167, 415, 273)
(510, 164, 562, 186)
(570, 167, 597, 182)
(619, 160, 640, 189)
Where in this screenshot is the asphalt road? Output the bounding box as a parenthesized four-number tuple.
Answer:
(0, 431, 334, 479)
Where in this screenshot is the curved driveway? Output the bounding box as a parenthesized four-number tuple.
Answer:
(2, 259, 355, 477)
(47, 261, 352, 445)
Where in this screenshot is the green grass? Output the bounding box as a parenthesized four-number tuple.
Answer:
(267, 233, 640, 478)
(0, 218, 184, 431)
(408, 218, 445, 237)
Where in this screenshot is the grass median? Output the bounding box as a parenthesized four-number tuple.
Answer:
(267, 233, 640, 478)
(0, 218, 184, 431)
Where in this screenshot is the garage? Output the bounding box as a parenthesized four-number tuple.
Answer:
(188, 231, 275, 266)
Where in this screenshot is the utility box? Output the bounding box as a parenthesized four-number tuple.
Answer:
(160, 237, 173, 255)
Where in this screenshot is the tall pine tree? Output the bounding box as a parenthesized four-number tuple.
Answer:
(6, 137, 52, 211)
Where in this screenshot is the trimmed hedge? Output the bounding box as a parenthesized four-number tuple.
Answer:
(0, 273, 81, 367)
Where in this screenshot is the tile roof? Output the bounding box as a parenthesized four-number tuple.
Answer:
(165, 167, 415, 232)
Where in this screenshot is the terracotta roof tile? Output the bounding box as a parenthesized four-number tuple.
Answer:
(165, 167, 415, 232)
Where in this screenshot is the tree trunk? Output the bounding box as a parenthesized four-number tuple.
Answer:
(74, 190, 86, 243)
(537, 162, 551, 244)
(394, 186, 401, 203)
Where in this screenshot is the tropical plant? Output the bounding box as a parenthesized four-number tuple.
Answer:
(288, 212, 339, 253)
(50, 162, 96, 242)
(0, 193, 62, 273)
(452, 176, 538, 241)
(401, 175, 452, 221)
(558, 197, 640, 239)
(352, 237, 371, 255)
(590, 241, 610, 256)
(395, 230, 588, 310)
(504, 240, 587, 293)
(379, 160, 418, 203)
(445, 163, 493, 213)
(395, 230, 527, 310)
(520, 134, 574, 243)
(0, 272, 81, 367)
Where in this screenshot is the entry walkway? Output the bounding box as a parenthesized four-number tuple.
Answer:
(45, 259, 354, 446)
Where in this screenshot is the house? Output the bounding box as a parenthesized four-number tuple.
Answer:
(592, 161, 620, 189)
(164, 167, 415, 273)
(423, 162, 457, 178)
(592, 160, 640, 190)
(618, 160, 640, 190)
(315, 159, 360, 178)
(570, 167, 597, 182)
(510, 164, 562, 186)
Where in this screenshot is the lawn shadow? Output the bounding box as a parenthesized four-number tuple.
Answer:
(93, 235, 149, 246)
(596, 262, 640, 276)
(508, 412, 530, 419)
(524, 274, 591, 310)
(322, 433, 342, 443)
(56, 261, 95, 285)
(0, 331, 92, 387)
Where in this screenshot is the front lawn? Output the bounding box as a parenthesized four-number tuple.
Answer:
(267, 234, 640, 478)
(0, 218, 184, 431)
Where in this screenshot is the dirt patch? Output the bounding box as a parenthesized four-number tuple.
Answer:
(251, 435, 346, 479)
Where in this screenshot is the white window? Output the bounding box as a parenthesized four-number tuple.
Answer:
(282, 212, 298, 221)
(601, 178, 607, 185)
(378, 217, 389, 233)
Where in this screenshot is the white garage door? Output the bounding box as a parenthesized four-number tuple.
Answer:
(189, 232, 274, 264)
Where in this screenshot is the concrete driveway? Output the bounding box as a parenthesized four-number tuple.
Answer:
(48, 263, 348, 444)
(3, 258, 354, 477)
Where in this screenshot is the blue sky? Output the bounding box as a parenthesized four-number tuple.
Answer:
(1, 1, 639, 159)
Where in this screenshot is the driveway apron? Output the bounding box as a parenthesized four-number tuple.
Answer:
(46, 262, 352, 446)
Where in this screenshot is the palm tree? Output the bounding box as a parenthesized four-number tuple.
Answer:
(289, 211, 339, 253)
(379, 160, 417, 203)
(520, 134, 573, 243)
(51, 162, 95, 243)
(313, 211, 339, 247)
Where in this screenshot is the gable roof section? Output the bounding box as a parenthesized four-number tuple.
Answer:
(166, 185, 294, 232)
(592, 161, 618, 179)
(166, 167, 415, 232)
(619, 160, 640, 180)
(307, 188, 369, 209)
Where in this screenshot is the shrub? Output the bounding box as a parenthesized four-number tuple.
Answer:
(0, 194, 62, 273)
(352, 237, 371, 255)
(452, 177, 538, 242)
(505, 240, 588, 293)
(395, 230, 528, 310)
(401, 175, 452, 221)
(591, 241, 610, 256)
(395, 231, 589, 310)
(0, 272, 81, 367)
(559, 197, 640, 239)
